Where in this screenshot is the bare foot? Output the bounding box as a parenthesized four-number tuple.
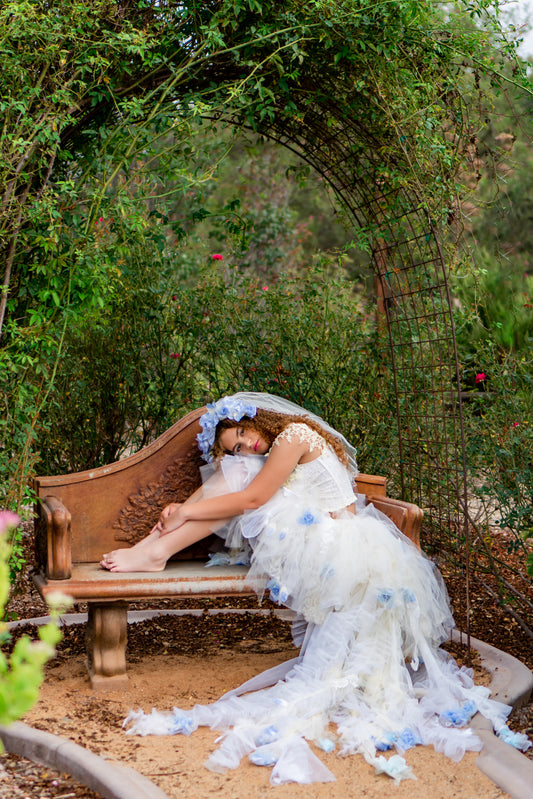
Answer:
(100, 546, 166, 573)
(100, 527, 162, 571)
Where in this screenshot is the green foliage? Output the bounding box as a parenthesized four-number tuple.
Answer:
(36, 258, 396, 477)
(460, 346, 533, 580)
(0, 513, 69, 739)
(453, 248, 533, 352)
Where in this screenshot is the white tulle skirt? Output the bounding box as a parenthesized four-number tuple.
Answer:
(125, 455, 519, 784)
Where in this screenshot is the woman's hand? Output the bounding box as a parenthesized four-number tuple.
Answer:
(157, 503, 184, 534)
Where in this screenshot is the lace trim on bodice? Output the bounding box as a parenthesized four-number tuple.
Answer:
(272, 422, 327, 455)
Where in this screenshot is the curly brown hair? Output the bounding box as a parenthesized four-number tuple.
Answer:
(211, 409, 348, 465)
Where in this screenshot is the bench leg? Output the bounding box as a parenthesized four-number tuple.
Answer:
(86, 601, 128, 690)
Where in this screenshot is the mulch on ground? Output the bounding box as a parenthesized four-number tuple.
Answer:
(0, 754, 101, 799)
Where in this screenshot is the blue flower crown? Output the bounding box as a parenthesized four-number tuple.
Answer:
(197, 396, 257, 462)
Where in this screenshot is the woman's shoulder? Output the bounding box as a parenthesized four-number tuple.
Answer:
(272, 422, 327, 452)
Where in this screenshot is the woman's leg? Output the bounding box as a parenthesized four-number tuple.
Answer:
(101, 517, 229, 573)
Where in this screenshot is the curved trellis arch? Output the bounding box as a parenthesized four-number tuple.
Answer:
(219, 102, 474, 630)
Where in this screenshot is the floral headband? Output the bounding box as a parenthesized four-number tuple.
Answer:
(197, 396, 257, 462)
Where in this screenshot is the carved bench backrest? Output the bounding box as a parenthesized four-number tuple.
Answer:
(35, 408, 206, 563)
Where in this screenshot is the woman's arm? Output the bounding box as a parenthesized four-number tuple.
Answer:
(158, 435, 309, 531)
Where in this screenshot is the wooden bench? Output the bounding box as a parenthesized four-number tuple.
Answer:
(32, 406, 423, 690)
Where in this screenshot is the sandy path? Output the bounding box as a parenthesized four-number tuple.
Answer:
(23, 643, 509, 799)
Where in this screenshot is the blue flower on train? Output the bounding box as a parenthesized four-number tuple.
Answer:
(298, 509, 318, 526)
(497, 725, 532, 751)
(377, 589, 395, 607)
(402, 588, 416, 603)
(256, 725, 280, 746)
(397, 727, 422, 750)
(249, 749, 278, 766)
(374, 736, 394, 751)
(170, 712, 195, 735)
(320, 564, 335, 580)
(279, 531, 286, 540)
(440, 699, 477, 727)
(374, 754, 414, 783)
(266, 579, 289, 604)
(266, 579, 280, 602)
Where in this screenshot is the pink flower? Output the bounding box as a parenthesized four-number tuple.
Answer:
(0, 510, 20, 534)
(262, 286, 268, 291)
(212, 254, 223, 261)
(172, 295, 177, 301)
(475, 373, 486, 384)
(512, 422, 520, 427)
(169, 353, 179, 359)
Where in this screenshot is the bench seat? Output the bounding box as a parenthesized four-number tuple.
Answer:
(33, 561, 253, 602)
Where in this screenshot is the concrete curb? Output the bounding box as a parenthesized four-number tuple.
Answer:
(0, 720, 169, 799)
(450, 630, 533, 799)
(451, 629, 533, 708)
(1, 614, 532, 799)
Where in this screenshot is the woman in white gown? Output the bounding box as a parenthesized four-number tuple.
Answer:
(101, 393, 529, 785)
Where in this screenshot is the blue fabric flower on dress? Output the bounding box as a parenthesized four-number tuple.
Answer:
(298, 510, 318, 526)
(497, 725, 532, 751)
(374, 754, 415, 784)
(377, 589, 395, 607)
(397, 727, 422, 750)
(266, 579, 289, 604)
(279, 586, 289, 603)
(320, 564, 335, 580)
(374, 732, 395, 751)
(169, 712, 195, 735)
(256, 726, 279, 746)
(440, 700, 477, 727)
(249, 749, 278, 766)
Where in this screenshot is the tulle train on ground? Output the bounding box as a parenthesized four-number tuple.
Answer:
(124, 446, 516, 784)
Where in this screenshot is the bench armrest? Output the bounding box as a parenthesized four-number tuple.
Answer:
(38, 495, 72, 579)
(355, 473, 387, 497)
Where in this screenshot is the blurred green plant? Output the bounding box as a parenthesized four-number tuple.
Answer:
(0, 512, 70, 738)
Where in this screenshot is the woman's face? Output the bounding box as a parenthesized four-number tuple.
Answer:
(218, 424, 269, 456)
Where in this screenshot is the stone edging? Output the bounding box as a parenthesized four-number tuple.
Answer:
(0, 613, 531, 799)
(0, 720, 169, 799)
(450, 629, 533, 799)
